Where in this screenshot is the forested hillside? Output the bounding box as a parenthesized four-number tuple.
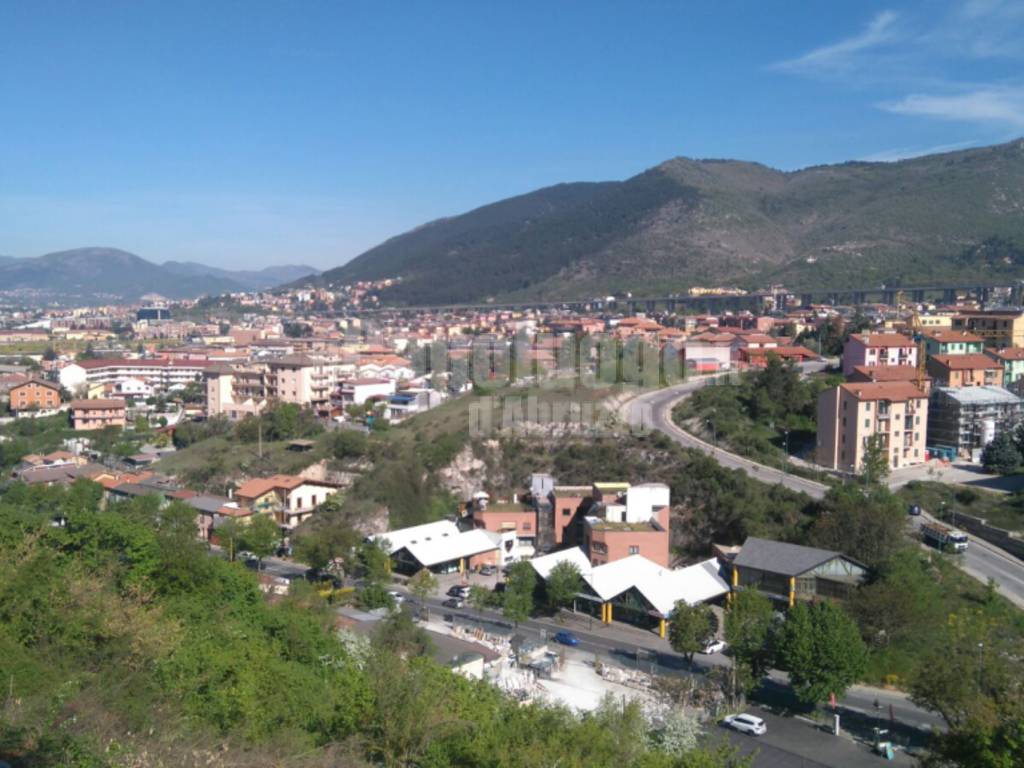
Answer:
(307, 139, 1024, 304)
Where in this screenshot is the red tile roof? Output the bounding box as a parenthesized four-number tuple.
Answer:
(839, 382, 927, 401)
(929, 353, 1001, 370)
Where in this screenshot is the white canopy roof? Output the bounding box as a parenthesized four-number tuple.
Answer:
(530, 547, 729, 618)
(372, 520, 499, 568)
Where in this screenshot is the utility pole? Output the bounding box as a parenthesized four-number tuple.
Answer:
(258, 420, 263, 459)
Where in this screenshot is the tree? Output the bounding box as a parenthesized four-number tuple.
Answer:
(982, 430, 1021, 475)
(240, 514, 281, 568)
(775, 601, 867, 705)
(809, 484, 904, 571)
(502, 561, 536, 625)
(544, 560, 582, 614)
(668, 601, 718, 666)
(861, 433, 890, 484)
(725, 589, 776, 695)
(330, 429, 368, 460)
(357, 539, 391, 585)
(407, 568, 438, 605)
(291, 514, 358, 572)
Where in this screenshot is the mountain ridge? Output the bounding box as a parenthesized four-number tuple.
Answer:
(304, 138, 1024, 305)
(0, 248, 318, 303)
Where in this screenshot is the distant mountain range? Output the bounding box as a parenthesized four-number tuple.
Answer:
(303, 139, 1024, 305)
(0, 248, 319, 303)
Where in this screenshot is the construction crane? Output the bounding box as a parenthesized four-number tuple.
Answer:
(895, 290, 928, 391)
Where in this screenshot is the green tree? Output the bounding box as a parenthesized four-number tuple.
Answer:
(502, 561, 536, 625)
(544, 560, 582, 614)
(291, 514, 358, 573)
(240, 514, 281, 567)
(407, 568, 438, 605)
(725, 589, 776, 695)
(668, 601, 718, 666)
(809, 484, 904, 571)
(775, 601, 867, 705)
(330, 428, 368, 460)
(982, 430, 1021, 475)
(861, 433, 891, 484)
(357, 539, 392, 585)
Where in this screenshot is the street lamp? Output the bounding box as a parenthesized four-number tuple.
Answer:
(783, 428, 790, 472)
(978, 642, 985, 689)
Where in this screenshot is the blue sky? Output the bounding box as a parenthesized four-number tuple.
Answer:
(2, 1, 1024, 270)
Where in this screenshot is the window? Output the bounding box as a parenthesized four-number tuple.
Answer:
(864, 419, 870, 428)
(523, 522, 532, 531)
(562, 507, 572, 516)
(865, 402, 871, 412)
(311, 495, 317, 508)
(628, 545, 640, 555)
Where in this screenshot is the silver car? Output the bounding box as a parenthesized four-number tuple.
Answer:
(723, 713, 767, 736)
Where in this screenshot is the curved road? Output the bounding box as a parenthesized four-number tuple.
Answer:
(621, 373, 1024, 607)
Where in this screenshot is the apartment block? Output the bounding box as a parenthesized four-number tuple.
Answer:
(951, 310, 1024, 348)
(8, 379, 62, 414)
(841, 333, 917, 376)
(928, 386, 1024, 458)
(816, 382, 928, 473)
(583, 482, 671, 568)
(923, 329, 984, 358)
(70, 398, 127, 431)
(926, 354, 1003, 388)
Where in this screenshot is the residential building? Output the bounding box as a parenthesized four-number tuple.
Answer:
(386, 388, 443, 422)
(583, 482, 671, 568)
(847, 365, 931, 394)
(952, 310, 1024, 348)
(683, 333, 733, 372)
(549, 485, 591, 545)
(204, 364, 268, 420)
(730, 537, 868, 606)
(70, 399, 127, 431)
(468, 497, 537, 561)
(926, 354, 1003, 388)
(816, 382, 928, 472)
(339, 377, 397, 406)
(923, 329, 984, 358)
(8, 379, 62, 414)
(267, 355, 353, 409)
(60, 358, 213, 394)
(234, 474, 340, 530)
(928, 386, 1024, 459)
(841, 333, 917, 376)
(987, 348, 1024, 388)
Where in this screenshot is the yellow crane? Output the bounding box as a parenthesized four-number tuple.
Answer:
(895, 290, 928, 391)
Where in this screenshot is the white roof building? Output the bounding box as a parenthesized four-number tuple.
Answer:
(372, 519, 507, 572)
(529, 547, 728, 620)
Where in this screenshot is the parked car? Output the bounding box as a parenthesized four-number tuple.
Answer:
(553, 631, 580, 646)
(447, 585, 471, 598)
(723, 713, 767, 736)
(238, 550, 256, 561)
(442, 597, 465, 609)
(388, 590, 405, 604)
(908, 504, 922, 516)
(701, 639, 727, 655)
(479, 565, 497, 576)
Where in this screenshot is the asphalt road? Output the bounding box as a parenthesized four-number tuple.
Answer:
(404, 591, 928, 767)
(622, 372, 1024, 607)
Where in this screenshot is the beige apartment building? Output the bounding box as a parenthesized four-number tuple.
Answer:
(206, 355, 355, 419)
(816, 382, 928, 473)
(952, 310, 1024, 348)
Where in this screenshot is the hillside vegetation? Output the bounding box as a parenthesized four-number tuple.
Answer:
(309, 139, 1024, 304)
(0, 481, 751, 768)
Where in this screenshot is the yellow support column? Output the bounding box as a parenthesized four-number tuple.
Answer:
(789, 576, 796, 608)
(459, 557, 465, 574)
(659, 618, 666, 639)
(606, 603, 613, 623)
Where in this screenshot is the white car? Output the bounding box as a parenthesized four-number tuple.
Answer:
(701, 639, 727, 655)
(723, 713, 767, 736)
(388, 590, 405, 604)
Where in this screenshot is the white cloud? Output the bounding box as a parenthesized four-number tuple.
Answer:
(880, 87, 1024, 127)
(774, 10, 899, 74)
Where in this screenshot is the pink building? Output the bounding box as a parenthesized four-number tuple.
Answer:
(583, 483, 671, 568)
(841, 333, 918, 376)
